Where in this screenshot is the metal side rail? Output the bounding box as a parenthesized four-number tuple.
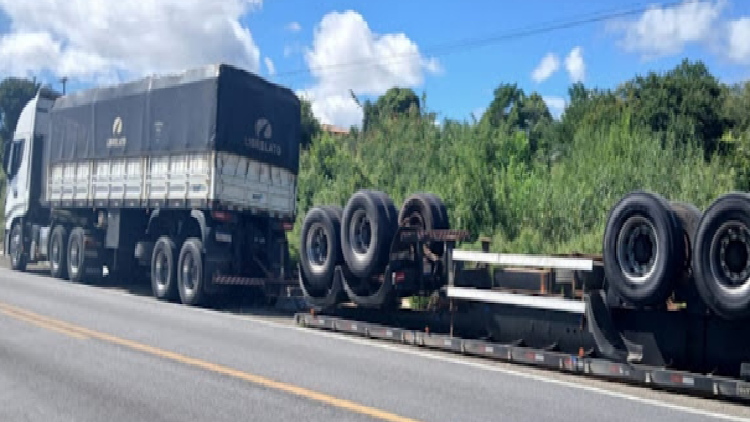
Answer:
(294, 312, 750, 403)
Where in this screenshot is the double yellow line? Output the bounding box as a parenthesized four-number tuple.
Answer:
(0, 302, 423, 422)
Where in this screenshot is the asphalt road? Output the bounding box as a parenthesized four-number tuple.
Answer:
(1, 266, 749, 422)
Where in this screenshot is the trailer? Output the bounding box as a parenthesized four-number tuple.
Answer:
(4, 64, 300, 304)
(296, 190, 750, 402)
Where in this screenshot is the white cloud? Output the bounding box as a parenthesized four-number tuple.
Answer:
(612, 0, 724, 57)
(727, 17, 750, 63)
(531, 53, 559, 83)
(286, 21, 302, 33)
(0, 0, 263, 82)
(264, 57, 276, 76)
(565, 47, 585, 82)
(302, 10, 439, 128)
(543, 96, 566, 119)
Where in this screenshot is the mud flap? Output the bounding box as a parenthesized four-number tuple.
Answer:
(586, 289, 643, 363)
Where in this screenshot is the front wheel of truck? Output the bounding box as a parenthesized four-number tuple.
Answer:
(9, 222, 27, 272)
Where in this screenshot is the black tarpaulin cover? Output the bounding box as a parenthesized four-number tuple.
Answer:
(47, 64, 301, 173)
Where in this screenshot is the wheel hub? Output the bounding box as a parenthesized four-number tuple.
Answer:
(181, 253, 198, 292)
(350, 210, 372, 258)
(306, 224, 329, 272)
(712, 221, 750, 290)
(616, 215, 659, 283)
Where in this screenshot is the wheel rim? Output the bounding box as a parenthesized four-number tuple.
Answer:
(616, 215, 659, 283)
(154, 249, 169, 288)
(50, 236, 60, 271)
(10, 227, 21, 265)
(350, 209, 372, 259)
(69, 237, 81, 275)
(306, 223, 329, 273)
(709, 221, 750, 296)
(181, 252, 199, 294)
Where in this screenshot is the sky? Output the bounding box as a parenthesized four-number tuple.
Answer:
(0, 0, 749, 128)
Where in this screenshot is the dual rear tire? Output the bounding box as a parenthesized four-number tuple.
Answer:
(151, 235, 205, 306)
(604, 191, 750, 321)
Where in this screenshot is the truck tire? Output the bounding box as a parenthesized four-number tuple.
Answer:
(603, 191, 684, 307)
(151, 236, 178, 301)
(423, 193, 450, 230)
(341, 190, 395, 279)
(8, 222, 27, 272)
(670, 201, 702, 272)
(299, 206, 343, 292)
(398, 193, 450, 255)
(67, 227, 101, 283)
(177, 237, 206, 306)
(49, 225, 68, 279)
(692, 193, 750, 320)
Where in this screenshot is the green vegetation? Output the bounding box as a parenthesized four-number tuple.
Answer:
(290, 60, 748, 262)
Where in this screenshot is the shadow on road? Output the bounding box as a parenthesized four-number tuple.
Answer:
(17, 262, 304, 320)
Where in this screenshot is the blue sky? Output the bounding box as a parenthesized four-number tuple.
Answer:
(1, 0, 749, 126)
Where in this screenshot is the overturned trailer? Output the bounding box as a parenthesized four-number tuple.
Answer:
(297, 189, 750, 401)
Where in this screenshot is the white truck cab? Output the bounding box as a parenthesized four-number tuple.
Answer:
(3, 89, 56, 266)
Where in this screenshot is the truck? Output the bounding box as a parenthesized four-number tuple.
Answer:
(4, 64, 300, 305)
(297, 190, 750, 401)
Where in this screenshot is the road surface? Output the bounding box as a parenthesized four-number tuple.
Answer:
(1, 266, 749, 422)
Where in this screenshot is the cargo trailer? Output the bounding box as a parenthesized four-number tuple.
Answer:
(4, 64, 299, 305)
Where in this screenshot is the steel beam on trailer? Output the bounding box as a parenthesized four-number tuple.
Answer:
(446, 286, 586, 314)
(452, 250, 594, 271)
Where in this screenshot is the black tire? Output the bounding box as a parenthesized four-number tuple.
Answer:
(299, 206, 343, 293)
(49, 225, 68, 279)
(398, 193, 450, 255)
(8, 222, 27, 271)
(341, 190, 395, 279)
(67, 227, 101, 283)
(423, 193, 450, 230)
(151, 236, 178, 301)
(692, 193, 750, 320)
(603, 191, 684, 307)
(670, 201, 702, 272)
(177, 238, 206, 306)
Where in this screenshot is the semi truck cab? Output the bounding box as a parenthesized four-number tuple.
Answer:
(4, 89, 57, 262)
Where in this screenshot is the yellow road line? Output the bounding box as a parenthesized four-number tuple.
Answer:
(0, 303, 423, 422)
(1, 308, 89, 340)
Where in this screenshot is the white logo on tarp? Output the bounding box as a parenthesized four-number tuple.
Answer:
(113, 117, 123, 136)
(255, 118, 272, 139)
(245, 117, 281, 156)
(107, 116, 126, 148)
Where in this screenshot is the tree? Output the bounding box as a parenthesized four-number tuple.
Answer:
(616, 59, 725, 153)
(0, 77, 40, 158)
(480, 83, 524, 129)
(300, 98, 320, 149)
(363, 87, 420, 132)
